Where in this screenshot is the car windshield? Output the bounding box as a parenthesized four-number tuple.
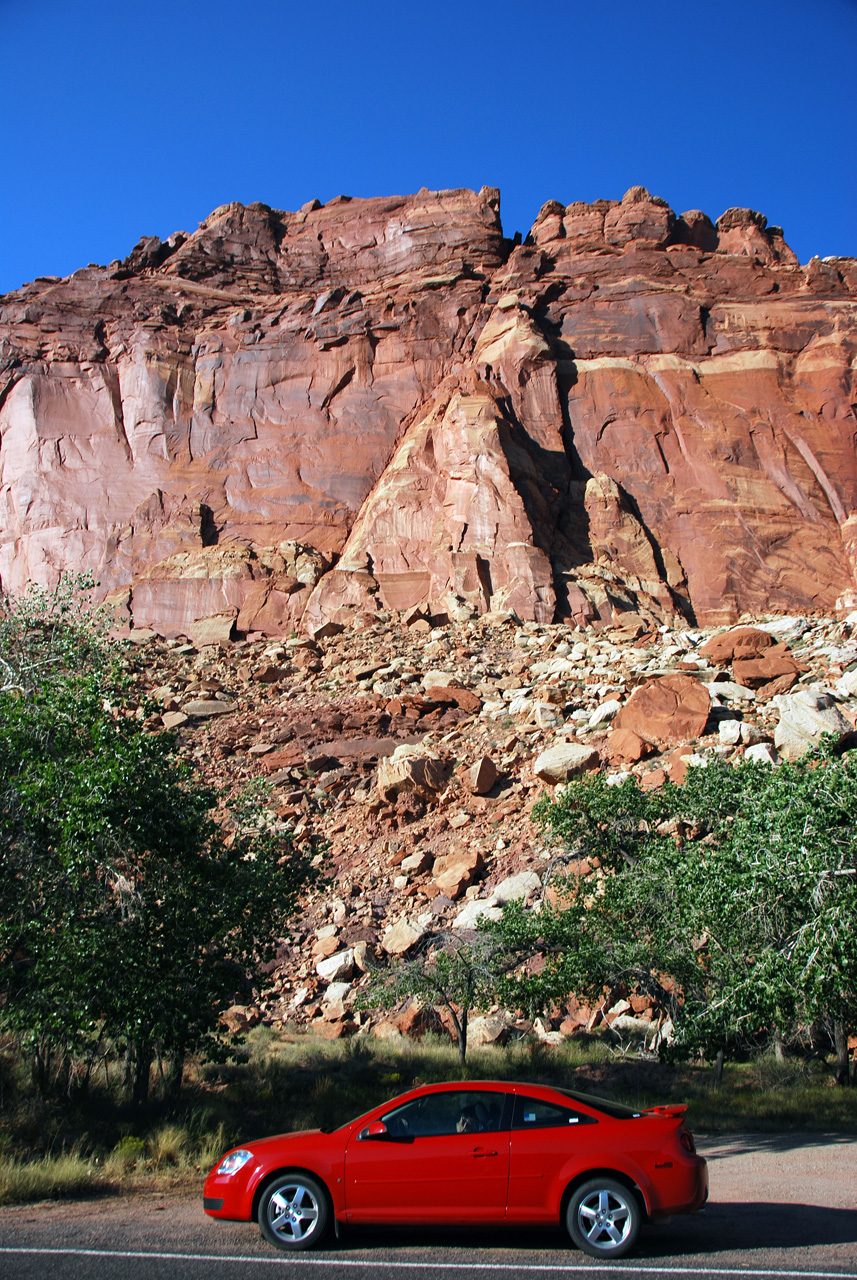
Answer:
(552, 1088, 641, 1119)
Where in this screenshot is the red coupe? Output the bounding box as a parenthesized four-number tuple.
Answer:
(203, 1080, 708, 1259)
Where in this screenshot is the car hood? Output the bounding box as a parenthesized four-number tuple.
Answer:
(244, 1128, 329, 1150)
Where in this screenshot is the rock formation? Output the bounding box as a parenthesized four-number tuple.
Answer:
(2, 185, 856, 635)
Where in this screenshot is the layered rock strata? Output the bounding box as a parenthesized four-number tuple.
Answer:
(1, 185, 856, 634)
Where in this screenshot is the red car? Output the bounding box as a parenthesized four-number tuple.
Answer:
(203, 1080, 707, 1259)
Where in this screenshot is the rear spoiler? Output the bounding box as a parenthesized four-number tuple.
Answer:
(642, 1104, 688, 1117)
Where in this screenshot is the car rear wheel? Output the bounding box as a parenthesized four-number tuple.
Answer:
(258, 1173, 330, 1251)
(566, 1177, 641, 1259)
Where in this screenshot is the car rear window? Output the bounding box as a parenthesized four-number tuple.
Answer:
(552, 1088, 641, 1119)
(512, 1095, 595, 1129)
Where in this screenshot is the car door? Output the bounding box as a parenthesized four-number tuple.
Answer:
(507, 1093, 599, 1221)
(345, 1088, 511, 1222)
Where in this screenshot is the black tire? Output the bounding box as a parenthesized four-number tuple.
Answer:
(566, 1177, 641, 1259)
(258, 1173, 331, 1251)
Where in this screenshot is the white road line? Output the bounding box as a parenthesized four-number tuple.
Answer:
(0, 1250, 855, 1278)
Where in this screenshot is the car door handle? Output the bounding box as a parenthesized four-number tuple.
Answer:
(471, 1147, 498, 1158)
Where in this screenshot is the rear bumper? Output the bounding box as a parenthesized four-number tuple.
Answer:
(680, 1157, 708, 1214)
(648, 1155, 708, 1220)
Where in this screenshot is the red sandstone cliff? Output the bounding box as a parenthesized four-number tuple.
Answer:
(1, 185, 856, 636)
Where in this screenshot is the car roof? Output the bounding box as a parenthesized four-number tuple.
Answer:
(383, 1080, 631, 1115)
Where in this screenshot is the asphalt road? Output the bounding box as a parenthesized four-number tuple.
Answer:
(1, 1133, 856, 1280)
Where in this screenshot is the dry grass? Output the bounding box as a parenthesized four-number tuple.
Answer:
(1, 1028, 854, 1206)
(0, 1151, 113, 1205)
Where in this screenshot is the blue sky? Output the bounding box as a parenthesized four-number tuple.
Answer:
(1, 0, 855, 294)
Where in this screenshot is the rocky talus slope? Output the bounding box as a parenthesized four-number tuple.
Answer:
(1, 186, 856, 634)
(119, 606, 857, 1044)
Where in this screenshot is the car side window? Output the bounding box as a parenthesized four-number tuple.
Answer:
(512, 1095, 595, 1129)
(382, 1091, 509, 1138)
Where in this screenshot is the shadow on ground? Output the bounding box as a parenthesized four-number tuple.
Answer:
(334, 1202, 857, 1258)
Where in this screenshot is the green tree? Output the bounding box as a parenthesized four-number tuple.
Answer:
(0, 578, 314, 1103)
(489, 752, 857, 1082)
(362, 931, 510, 1067)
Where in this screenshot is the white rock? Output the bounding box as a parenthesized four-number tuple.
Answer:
(401, 849, 432, 874)
(534, 702, 563, 729)
(718, 719, 742, 746)
(452, 899, 503, 929)
(719, 719, 763, 746)
(467, 1014, 508, 1046)
(758, 616, 810, 643)
(533, 1017, 564, 1045)
(739, 722, 764, 745)
(773, 689, 850, 760)
(316, 948, 355, 981)
(422, 670, 459, 690)
(606, 772, 633, 786)
(589, 699, 621, 729)
(834, 670, 857, 699)
(708, 680, 756, 702)
(609, 1014, 653, 1035)
(323, 981, 352, 1005)
(508, 695, 533, 717)
(533, 742, 599, 782)
(744, 742, 779, 765)
(492, 871, 541, 905)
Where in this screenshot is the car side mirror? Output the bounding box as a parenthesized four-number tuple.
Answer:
(359, 1120, 389, 1141)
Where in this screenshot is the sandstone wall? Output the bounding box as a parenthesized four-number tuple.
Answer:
(1, 184, 855, 634)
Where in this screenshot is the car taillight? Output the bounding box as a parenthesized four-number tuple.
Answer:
(679, 1129, 696, 1154)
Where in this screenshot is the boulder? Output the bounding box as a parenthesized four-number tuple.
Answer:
(189, 613, 236, 647)
(377, 745, 448, 801)
(428, 685, 482, 714)
(589, 699, 622, 729)
(612, 674, 710, 747)
(220, 1003, 262, 1033)
(432, 848, 484, 899)
(772, 690, 851, 760)
(161, 710, 189, 730)
(744, 742, 779, 765)
(422, 671, 459, 690)
(381, 919, 425, 955)
(699, 627, 776, 663)
(534, 702, 564, 730)
(400, 849, 433, 875)
(492, 871, 541, 904)
(708, 679, 756, 703)
(464, 755, 498, 795)
(466, 1014, 509, 1047)
(452, 899, 503, 929)
(182, 699, 237, 718)
(254, 663, 288, 683)
(316, 948, 355, 982)
(604, 727, 648, 764)
(732, 650, 800, 688)
(322, 980, 352, 1005)
(533, 742, 600, 782)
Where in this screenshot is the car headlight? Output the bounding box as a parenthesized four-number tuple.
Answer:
(217, 1149, 253, 1175)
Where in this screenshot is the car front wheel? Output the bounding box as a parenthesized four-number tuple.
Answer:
(566, 1177, 641, 1259)
(258, 1173, 331, 1251)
